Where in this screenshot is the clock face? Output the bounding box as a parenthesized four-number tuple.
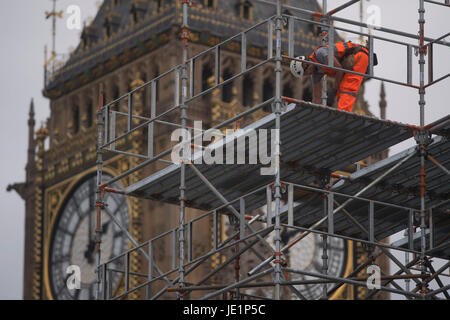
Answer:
(263, 229, 347, 300)
(49, 174, 129, 300)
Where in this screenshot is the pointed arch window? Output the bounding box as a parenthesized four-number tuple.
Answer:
(86, 101, 93, 128)
(81, 34, 89, 49)
(104, 19, 112, 38)
(202, 64, 213, 93)
(155, 0, 162, 12)
(242, 75, 254, 107)
(113, 85, 120, 101)
(263, 78, 274, 102)
(222, 69, 233, 103)
(153, 65, 160, 103)
(241, 1, 253, 20)
(131, 7, 138, 24)
(72, 105, 80, 134)
(131, 1, 147, 24)
(204, 0, 216, 8)
(142, 72, 149, 109)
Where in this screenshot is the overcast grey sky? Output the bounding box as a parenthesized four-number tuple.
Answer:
(0, 0, 448, 300)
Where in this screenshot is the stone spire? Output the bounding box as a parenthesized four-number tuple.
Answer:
(379, 82, 387, 120)
(7, 99, 36, 198)
(26, 99, 37, 182)
(27, 99, 36, 162)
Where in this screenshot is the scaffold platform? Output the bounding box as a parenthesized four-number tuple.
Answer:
(281, 132, 450, 260)
(126, 101, 414, 213)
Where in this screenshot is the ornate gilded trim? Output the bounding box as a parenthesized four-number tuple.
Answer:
(42, 156, 138, 300)
(329, 240, 354, 300)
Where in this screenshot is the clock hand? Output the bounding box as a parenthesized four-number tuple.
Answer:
(84, 241, 96, 264)
(84, 220, 112, 264)
(102, 220, 112, 234)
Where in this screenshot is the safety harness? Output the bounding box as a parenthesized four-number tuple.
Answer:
(309, 41, 378, 75)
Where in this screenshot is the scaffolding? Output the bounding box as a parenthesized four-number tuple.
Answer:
(92, 0, 450, 300)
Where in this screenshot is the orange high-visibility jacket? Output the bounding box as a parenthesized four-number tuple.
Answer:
(309, 41, 370, 76)
(309, 41, 371, 112)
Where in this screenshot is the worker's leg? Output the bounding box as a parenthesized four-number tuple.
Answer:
(312, 76, 323, 104)
(337, 51, 369, 112)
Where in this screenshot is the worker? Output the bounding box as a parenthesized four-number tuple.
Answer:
(290, 40, 377, 112)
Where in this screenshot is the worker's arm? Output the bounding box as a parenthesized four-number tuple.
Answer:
(334, 57, 344, 90)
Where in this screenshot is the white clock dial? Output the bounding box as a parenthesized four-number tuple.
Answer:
(49, 174, 129, 300)
(262, 229, 347, 300)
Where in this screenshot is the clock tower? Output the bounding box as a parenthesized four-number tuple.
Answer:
(10, 0, 389, 300)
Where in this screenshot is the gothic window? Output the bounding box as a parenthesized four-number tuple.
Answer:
(153, 65, 160, 102)
(242, 75, 254, 107)
(222, 69, 233, 103)
(112, 0, 120, 8)
(263, 78, 273, 102)
(104, 20, 112, 38)
(108, 85, 119, 110)
(86, 101, 93, 128)
(241, 1, 252, 20)
(72, 105, 80, 134)
(131, 7, 139, 24)
(155, 0, 162, 12)
(131, 2, 146, 24)
(202, 64, 213, 93)
(204, 0, 215, 8)
(142, 73, 149, 109)
(81, 26, 99, 49)
(81, 34, 89, 49)
(113, 85, 120, 101)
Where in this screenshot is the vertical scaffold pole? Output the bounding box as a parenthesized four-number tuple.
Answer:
(321, 0, 328, 106)
(273, 0, 283, 300)
(95, 83, 105, 300)
(178, 0, 189, 300)
(405, 210, 414, 292)
(418, 0, 427, 298)
(322, 193, 328, 300)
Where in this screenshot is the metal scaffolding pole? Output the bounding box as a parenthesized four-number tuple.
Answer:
(418, 0, 429, 298)
(322, 189, 330, 299)
(178, 0, 190, 300)
(321, 0, 328, 107)
(95, 84, 105, 300)
(273, 0, 283, 301)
